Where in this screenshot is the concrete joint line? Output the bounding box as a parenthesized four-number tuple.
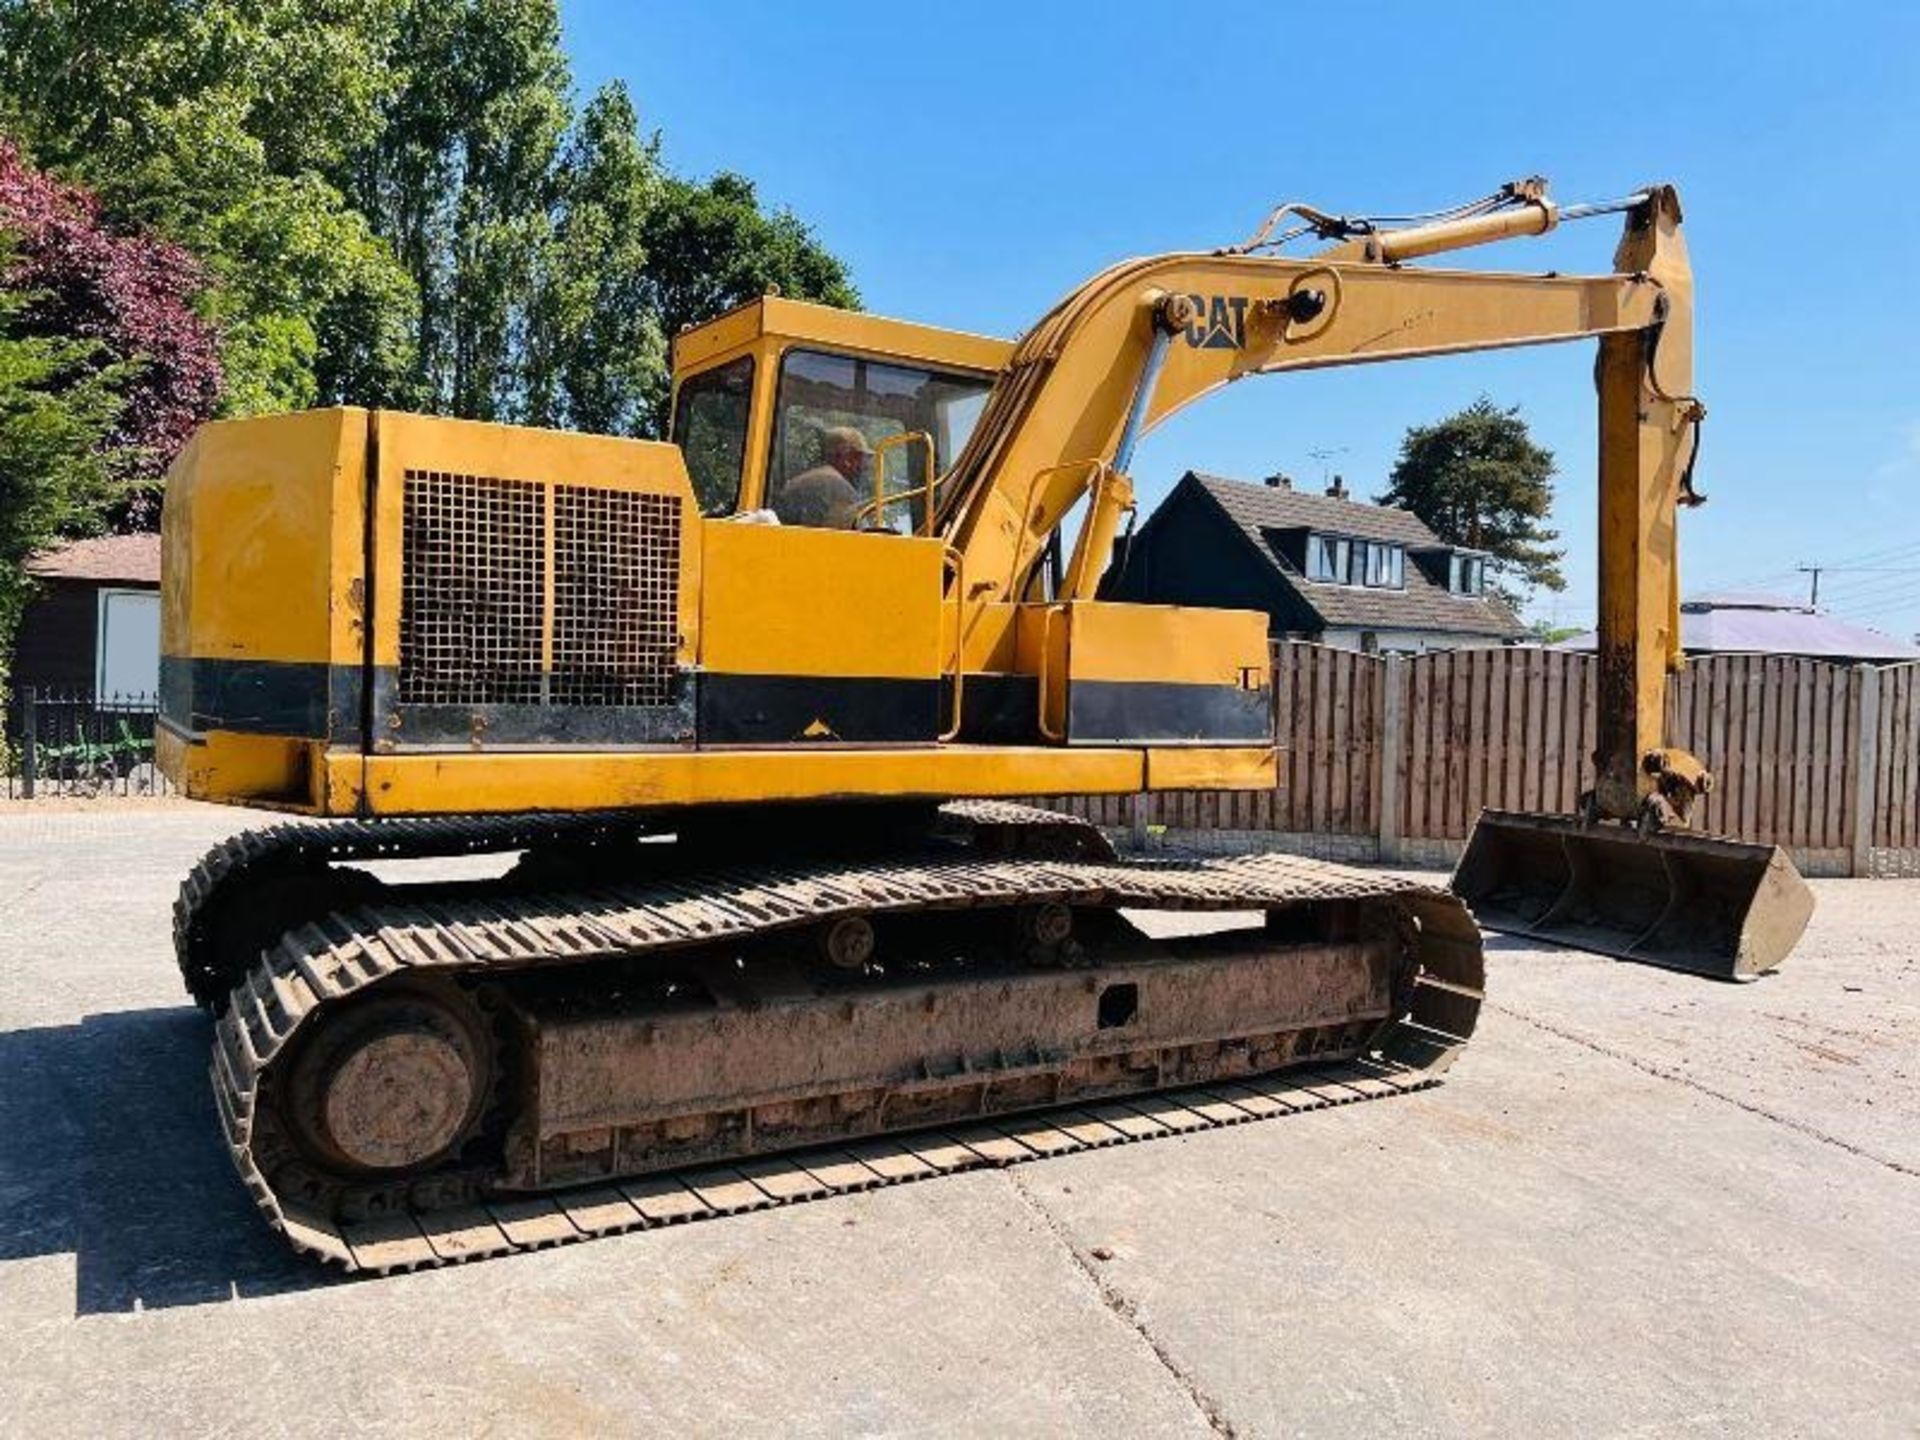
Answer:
(1004, 1170, 1239, 1439)
(1488, 1001, 1917, 1179)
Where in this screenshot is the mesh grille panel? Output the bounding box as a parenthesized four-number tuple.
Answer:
(552, 486, 681, 706)
(398, 470, 681, 709)
(400, 472, 545, 704)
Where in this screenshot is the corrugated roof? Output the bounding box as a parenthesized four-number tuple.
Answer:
(1557, 591, 1920, 662)
(1683, 590, 1807, 611)
(1185, 473, 1528, 637)
(25, 533, 160, 584)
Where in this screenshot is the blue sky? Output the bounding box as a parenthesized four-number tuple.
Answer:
(564, 2, 1920, 637)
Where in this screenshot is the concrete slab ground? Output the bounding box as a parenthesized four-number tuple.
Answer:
(2, 806, 1916, 1438)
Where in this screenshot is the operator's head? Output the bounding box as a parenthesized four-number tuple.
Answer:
(819, 425, 872, 482)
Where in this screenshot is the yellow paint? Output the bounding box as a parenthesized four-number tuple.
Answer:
(699, 524, 945, 679)
(944, 258, 1665, 611)
(1064, 603, 1268, 687)
(1147, 745, 1278, 791)
(671, 295, 1010, 377)
(158, 725, 310, 805)
(164, 181, 1705, 832)
(957, 602, 1020, 673)
(1591, 186, 1701, 818)
(342, 744, 1151, 817)
(668, 296, 1009, 514)
(161, 408, 365, 666)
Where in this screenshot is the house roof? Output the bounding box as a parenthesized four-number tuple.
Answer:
(1183, 473, 1528, 637)
(25, 533, 161, 585)
(1558, 591, 1920, 662)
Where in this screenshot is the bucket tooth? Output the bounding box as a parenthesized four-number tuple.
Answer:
(1451, 810, 1814, 980)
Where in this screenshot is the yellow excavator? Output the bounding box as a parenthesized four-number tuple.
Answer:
(158, 178, 1810, 1272)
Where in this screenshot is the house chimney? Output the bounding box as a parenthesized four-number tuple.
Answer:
(1326, 474, 1349, 500)
(1263, 471, 1293, 490)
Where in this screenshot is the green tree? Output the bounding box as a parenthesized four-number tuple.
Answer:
(522, 81, 666, 434)
(1376, 396, 1566, 604)
(0, 280, 126, 709)
(340, 0, 571, 419)
(1, 0, 860, 444)
(0, 0, 421, 414)
(639, 171, 859, 426)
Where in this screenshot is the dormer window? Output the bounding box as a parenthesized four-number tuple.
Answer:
(1361, 541, 1405, 589)
(1304, 532, 1403, 588)
(1449, 553, 1486, 596)
(1306, 535, 1351, 582)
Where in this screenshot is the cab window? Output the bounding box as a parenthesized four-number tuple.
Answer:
(670, 356, 755, 516)
(768, 349, 992, 532)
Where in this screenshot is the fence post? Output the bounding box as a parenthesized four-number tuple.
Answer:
(1377, 655, 1406, 864)
(20, 687, 37, 799)
(1850, 665, 1880, 878)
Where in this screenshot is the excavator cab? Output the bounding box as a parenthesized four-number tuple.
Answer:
(667, 297, 1002, 532)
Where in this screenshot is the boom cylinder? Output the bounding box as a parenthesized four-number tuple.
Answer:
(1372, 202, 1557, 262)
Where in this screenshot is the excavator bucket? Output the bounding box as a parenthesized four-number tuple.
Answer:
(1450, 810, 1815, 980)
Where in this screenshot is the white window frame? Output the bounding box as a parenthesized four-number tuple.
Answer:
(1448, 553, 1487, 596)
(1360, 542, 1405, 589)
(1306, 534, 1351, 583)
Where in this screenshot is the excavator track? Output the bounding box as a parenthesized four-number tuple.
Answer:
(179, 807, 1484, 1274)
(174, 811, 655, 1010)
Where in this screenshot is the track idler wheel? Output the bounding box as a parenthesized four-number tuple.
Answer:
(284, 982, 495, 1175)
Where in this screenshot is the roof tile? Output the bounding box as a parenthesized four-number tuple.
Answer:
(25, 533, 161, 584)
(1185, 474, 1526, 638)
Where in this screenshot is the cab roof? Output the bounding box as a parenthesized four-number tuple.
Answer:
(671, 295, 1011, 379)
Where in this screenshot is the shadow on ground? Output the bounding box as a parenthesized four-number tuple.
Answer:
(0, 1005, 340, 1313)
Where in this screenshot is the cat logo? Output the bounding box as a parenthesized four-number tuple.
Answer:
(800, 717, 839, 740)
(1183, 294, 1249, 350)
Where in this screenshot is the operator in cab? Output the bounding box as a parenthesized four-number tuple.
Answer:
(775, 424, 870, 529)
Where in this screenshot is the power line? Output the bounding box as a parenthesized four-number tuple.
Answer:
(1817, 575, 1920, 606)
(1818, 537, 1920, 567)
(1815, 571, 1920, 605)
(1779, 538, 1920, 595)
(1829, 596, 1920, 623)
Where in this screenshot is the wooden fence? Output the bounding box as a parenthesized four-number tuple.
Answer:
(1043, 644, 1920, 877)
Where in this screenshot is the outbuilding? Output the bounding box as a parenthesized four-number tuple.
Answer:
(7, 533, 163, 699)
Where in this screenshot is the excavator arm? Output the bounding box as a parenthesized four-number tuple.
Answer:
(939, 181, 1810, 976)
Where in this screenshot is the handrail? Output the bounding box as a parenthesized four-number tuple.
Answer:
(938, 546, 966, 743)
(1013, 458, 1108, 598)
(1036, 603, 1067, 742)
(852, 429, 937, 534)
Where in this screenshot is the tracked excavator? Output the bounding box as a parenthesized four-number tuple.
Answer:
(158, 177, 1810, 1272)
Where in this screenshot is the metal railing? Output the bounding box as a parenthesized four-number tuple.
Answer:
(2, 688, 172, 799)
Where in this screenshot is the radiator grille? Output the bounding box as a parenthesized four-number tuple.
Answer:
(400, 472, 545, 705)
(398, 470, 681, 708)
(552, 487, 681, 706)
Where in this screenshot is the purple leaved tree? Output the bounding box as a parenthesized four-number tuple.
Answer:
(0, 140, 222, 528)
